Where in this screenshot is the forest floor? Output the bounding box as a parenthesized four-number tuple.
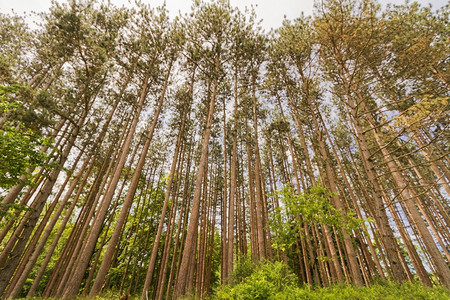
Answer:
(18, 283, 450, 300)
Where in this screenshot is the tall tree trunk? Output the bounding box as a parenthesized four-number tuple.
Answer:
(61, 70, 153, 299)
(251, 75, 267, 260)
(342, 87, 407, 282)
(91, 59, 173, 297)
(300, 72, 363, 285)
(173, 55, 219, 298)
(359, 101, 450, 288)
(222, 97, 229, 284)
(0, 110, 85, 296)
(5, 147, 86, 298)
(226, 63, 239, 281)
(139, 62, 192, 300)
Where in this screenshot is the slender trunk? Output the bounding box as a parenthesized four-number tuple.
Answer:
(284, 80, 316, 186)
(357, 99, 450, 288)
(173, 55, 219, 298)
(251, 75, 267, 260)
(91, 59, 173, 297)
(139, 62, 191, 300)
(226, 63, 239, 281)
(62, 71, 152, 299)
(0, 115, 83, 296)
(6, 148, 87, 298)
(245, 134, 258, 259)
(301, 73, 363, 285)
(222, 97, 228, 283)
(342, 92, 407, 282)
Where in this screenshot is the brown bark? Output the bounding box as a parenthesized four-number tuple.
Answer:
(251, 75, 267, 260)
(91, 59, 173, 297)
(0, 116, 83, 296)
(140, 62, 191, 300)
(165, 142, 194, 300)
(61, 70, 153, 299)
(222, 96, 229, 283)
(225, 63, 239, 281)
(245, 134, 258, 259)
(358, 100, 450, 288)
(302, 77, 363, 285)
(173, 55, 219, 298)
(43, 115, 130, 298)
(5, 148, 86, 298)
(284, 80, 316, 186)
(342, 92, 407, 282)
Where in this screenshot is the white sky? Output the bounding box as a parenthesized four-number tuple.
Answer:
(0, 0, 447, 31)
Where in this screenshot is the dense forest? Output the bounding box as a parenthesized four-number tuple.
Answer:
(0, 0, 449, 299)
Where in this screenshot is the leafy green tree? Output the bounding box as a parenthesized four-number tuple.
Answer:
(0, 85, 53, 216)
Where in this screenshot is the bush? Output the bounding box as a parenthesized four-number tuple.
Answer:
(214, 259, 298, 300)
(213, 260, 450, 300)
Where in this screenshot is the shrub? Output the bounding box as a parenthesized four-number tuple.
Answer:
(213, 259, 450, 300)
(214, 259, 298, 300)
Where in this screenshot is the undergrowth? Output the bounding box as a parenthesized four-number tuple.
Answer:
(212, 259, 450, 300)
(17, 260, 450, 299)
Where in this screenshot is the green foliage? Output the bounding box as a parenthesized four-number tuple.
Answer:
(213, 260, 450, 300)
(230, 257, 257, 285)
(302, 281, 450, 300)
(0, 85, 54, 191)
(278, 186, 345, 227)
(16, 280, 450, 300)
(0, 124, 51, 188)
(270, 185, 367, 251)
(214, 260, 298, 300)
(0, 202, 31, 223)
(394, 95, 449, 130)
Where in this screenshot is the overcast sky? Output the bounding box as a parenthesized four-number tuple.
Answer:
(0, 0, 447, 31)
